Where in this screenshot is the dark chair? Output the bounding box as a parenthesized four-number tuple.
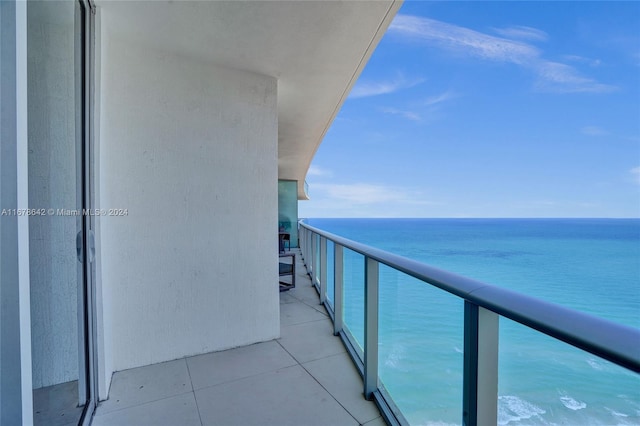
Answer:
(279, 252, 295, 291)
(281, 233, 290, 251)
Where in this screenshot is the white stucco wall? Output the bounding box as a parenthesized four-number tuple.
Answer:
(27, 0, 79, 389)
(99, 26, 279, 374)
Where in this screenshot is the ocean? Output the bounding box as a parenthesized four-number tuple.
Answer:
(304, 218, 640, 426)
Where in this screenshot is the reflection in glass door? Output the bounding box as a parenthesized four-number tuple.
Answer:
(27, 1, 94, 424)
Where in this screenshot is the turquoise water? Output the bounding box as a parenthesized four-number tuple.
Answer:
(306, 218, 640, 426)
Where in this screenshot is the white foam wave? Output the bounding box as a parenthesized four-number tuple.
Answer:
(617, 393, 640, 410)
(586, 357, 604, 370)
(605, 407, 629, 417)
(498, 395, 546, 425)
(384, 344, 406, 370)
(558, 391, 586, 411)
(453, 346, 463, 354)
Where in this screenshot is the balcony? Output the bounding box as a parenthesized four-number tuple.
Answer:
(2, 1, 407, 423)
(91, 249, 384, 426)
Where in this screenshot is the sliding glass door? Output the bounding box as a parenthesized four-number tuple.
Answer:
(27, 1, 95, 424)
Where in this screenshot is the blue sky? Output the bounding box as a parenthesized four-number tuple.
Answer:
(300, 1, 640, 218)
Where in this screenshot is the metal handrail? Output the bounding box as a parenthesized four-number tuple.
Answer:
(299, 221, 640, 374)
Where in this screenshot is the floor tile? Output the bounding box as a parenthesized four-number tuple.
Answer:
(195, 365, 358, 426)
(303, 353, 380, 424)
(288, 285, 327, 314)
(278, 318, 346, 364)
(96, 358, 192, 414)
(92, 392, 200, 426)
(33, 381, 84, 426)
(279, 291, 298, 304)
(280, 298, 328, 326)
(186, 340, 297, 390)
(363, 416, 387, 426)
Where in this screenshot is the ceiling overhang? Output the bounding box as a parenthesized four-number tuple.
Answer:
(96, 0, 402, 199)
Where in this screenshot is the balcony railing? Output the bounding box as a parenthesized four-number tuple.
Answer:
(298, 221, 640, 426)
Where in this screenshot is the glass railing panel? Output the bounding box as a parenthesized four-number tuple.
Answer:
(326, 240, 335, 307)
(498, 317, 640, 425)
(314, 235, 321, 287)
(299, 222, 639, 426)
(378, 265, 464, 425)
(343, 248, 365, 352)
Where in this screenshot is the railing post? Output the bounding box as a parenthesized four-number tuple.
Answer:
(307, 228, 311, 260)
(463, 302, 499, 426)
(304, 228, 311, 264)
(364, 256, 379, 399)
(333, 244, 344, 336)
(320, 236, 327, 304)
(310, 232, 316, 282)
(299, 226, 305, 260)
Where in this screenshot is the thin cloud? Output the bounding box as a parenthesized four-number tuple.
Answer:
(534, 61, 617, 93)
(349, 72, 423, 99)
(631, 167, 640, 185)
(313, 183, 428, 205)
(379, 107, 422, 121)
(307, 165, 333, 177)
(389, 14, 617, 94)
(379, 90, 457, 122)
(389, 14, 540, 65)
(492, 25, 548, 42)
(564, 55, 602, 68)
(580, 126, 608, 136)
(424, 90, 457, 106)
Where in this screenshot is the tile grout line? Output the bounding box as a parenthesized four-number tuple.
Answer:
(280, 269, 381, 426)
(301, 354, 383, 426)
(188, 363, 302, 397)
(277, 330, 348, 365)
(297, 351, 367, 425)
(96, 358, 196, 418)
(186, 342, 300, 393)
(184, 357, 205, 426)
(274, 337, 363, 425)
(275, 337, 304, 366)
(282, 316, 330, 327)
(288, 283, 329, 314)
(94, 388, 195, 417)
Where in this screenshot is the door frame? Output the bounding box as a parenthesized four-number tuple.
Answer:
(78, 0, 98, 424)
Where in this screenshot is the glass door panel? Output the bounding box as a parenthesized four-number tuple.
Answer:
(27, 1, 93, 424)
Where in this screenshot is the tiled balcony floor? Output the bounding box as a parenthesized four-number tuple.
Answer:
(92, 249, 384, 426)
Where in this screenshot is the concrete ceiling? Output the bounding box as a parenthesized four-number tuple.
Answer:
(96, 0, 402, 199)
